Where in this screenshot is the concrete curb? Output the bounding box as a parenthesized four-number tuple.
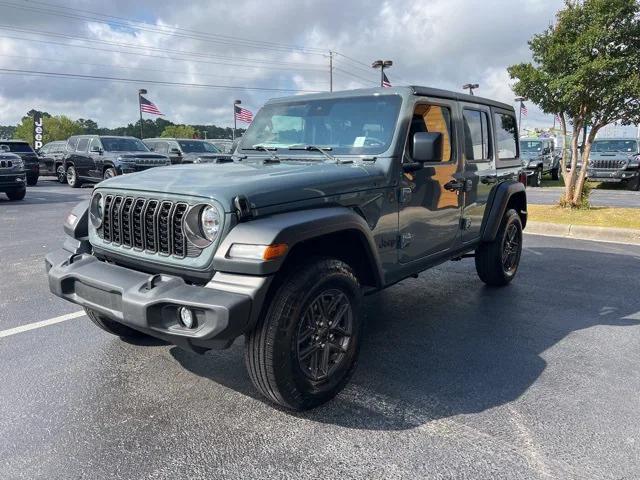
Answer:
(525, 221, 640, 245)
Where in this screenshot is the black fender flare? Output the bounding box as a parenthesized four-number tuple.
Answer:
(480, 181, 527, 242)
(213, 206, 384, 284)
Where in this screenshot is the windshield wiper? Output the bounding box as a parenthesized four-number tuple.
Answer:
(245, 145, 280, 162)
(288, 144, 337, 162)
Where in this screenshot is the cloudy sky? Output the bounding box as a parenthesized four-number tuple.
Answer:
(0, 0, 635, 135)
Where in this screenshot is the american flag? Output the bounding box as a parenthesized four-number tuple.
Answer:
(382, 72, 392, 88)
(139, 95, 163, 115)
(520, 102, 528, 117)
(235, 105, 253, 123)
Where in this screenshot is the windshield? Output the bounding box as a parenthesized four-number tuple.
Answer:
(0, 142, 34, 153)
(239, 95, 402, 156)
(520, 141, 543, 153)
(178, 140, 220, 153)
(101, 137, 149, 152)
(591, 140, 638, 153)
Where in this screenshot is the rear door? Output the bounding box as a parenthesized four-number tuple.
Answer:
(460, 103, 495, 243)
(38, 144, 55, 174)
(73, 137, 93, 179)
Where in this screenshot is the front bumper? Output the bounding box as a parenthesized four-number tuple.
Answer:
(45, 249, 271, 351)
(0, 172, 26, 190)
(587, 169, 639, 182)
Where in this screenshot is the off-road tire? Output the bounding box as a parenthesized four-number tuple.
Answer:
(627, 175, 640, 191)
(6, 188, 26, 201)
(56, 164, 67, 184)
(529, 168, 542, 187)
(103, 167, 116, 180)
(551, 167, 559, 181)
(26, 173, 38, 186)
(245, 258, 362, 410)
(475, 208, 523, 286)
(66, 165, 82, 188)
(85, 307, 148, 339)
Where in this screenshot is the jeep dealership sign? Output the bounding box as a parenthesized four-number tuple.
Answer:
(33, 111, 44, 150)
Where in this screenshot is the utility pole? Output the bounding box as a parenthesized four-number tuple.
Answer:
(329, 51, 333, 92)
(463, 83, 479, 96)
(138, 88, 147, 139)
(233, 99, 241, 141)
(371, 60, 393, 87)
(515, 96, 526, 138)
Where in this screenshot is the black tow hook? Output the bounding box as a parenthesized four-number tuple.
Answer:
(145, 274, 163, 291)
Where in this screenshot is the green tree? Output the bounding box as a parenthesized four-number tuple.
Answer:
(14, 114, 82, 145)
(161, 124, 196, 138)
(508, 0, 640, 207)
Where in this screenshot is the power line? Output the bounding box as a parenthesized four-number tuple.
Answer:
(0, 0, 326, 55)
(0, 67, 325, 93)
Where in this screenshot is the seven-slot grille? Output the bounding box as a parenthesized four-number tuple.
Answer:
(99, 195, 189, 258)
(591, 159, 627, 169)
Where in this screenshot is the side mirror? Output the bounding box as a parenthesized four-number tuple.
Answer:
(90, 146, 103, 154)
(169, 147, 182, 155)
(413, 132, 442, 163)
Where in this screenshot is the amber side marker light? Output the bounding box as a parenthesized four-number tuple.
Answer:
(227, 243, 288, 261)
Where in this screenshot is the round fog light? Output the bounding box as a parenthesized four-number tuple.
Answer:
(178, 307, 195, 329)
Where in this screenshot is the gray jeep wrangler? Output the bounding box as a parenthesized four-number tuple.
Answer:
(520, 137, 559, 186)
(45, 87, 527, 410)
(587, 138, 640, 190)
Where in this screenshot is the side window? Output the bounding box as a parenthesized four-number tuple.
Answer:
(494, 113, 518, 160)
(462, 109, 491, 160)
(406, 104, 453, 162)
(67, 137, 78, 152)
(88, 138, 101, 152)
(145, 141, 156, 152)
(76, 138, 89, 152)
(157, 142, 169, 154)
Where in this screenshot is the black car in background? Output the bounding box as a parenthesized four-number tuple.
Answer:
(63, 135, 170, 188)
(37, 140, 67, 183)
(0, 139, 39, 185)
(143, 138, 232, 164)
(0, 149, 26, 200)
(207, 138, 233, 153)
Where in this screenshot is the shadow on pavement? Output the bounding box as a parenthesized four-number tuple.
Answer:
(171, 246, 640, 430)
(0, 182, 91, 205)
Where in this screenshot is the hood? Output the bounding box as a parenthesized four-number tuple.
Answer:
(105, 151, 167, 159)
(98, 159, 384, 212)
(521, 152, 543, 160)
(589, 151, 634, 161)
(181, 152, 234, 163)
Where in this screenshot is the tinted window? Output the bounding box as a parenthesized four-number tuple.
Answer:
(520, 140, 542, 153)
(156, 142, 169, 154)
(240, 95, 402, 156)
(67, 138, 78, 152)
(0, 142, 34, 153)
(100, 137, 149, 152)
(177, 140, 220, 153)
(76, 138, 89, 152)
(463, 109, 490, 160)
(494, 113, 518, 159)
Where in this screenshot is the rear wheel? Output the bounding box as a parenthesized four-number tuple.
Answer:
(56, 164, 67, 184)
(6, 188, 26, 201)
(551, 167, 559, 181)
(475, 208, 523, 286)
(66, 165, 82, 188)
(529, 168, 542, 187)
(626, 176, 640, 191)
(85, 308, 148, 340)
(245, 258, 362, 410)
(103, 167, 117, 180)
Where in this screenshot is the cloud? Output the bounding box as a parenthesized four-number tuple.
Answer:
(0, 0, 566, 129)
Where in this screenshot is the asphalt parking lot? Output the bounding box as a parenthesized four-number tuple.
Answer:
(527, 185, 640, 208)
(2, 180, 640, 479)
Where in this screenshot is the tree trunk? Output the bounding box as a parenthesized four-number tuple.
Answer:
(572, 126, 599, 205)
(564, 121, 582, 205)
(558, 114, 568, 180)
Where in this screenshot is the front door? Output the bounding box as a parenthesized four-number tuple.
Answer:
(398, 100, 463, 263)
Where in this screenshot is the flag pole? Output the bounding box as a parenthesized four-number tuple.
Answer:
(138, 88, 147, 139)
(233, 99, 241, 141)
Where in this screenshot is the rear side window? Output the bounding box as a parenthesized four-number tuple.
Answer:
(76, 138, 89, 152)
(67, 138, 78, 152)
(494, 113, 518, 160)
(463, 109, 491, 160)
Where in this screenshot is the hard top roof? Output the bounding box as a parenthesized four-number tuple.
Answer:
(266, 86, 514, 111)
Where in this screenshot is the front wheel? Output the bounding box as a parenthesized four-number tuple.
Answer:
(529, 168, 542, 187)
(66, 165, 82, 188)
(85, 308, 149, 340)
(6, 188, 26, 201)
(475, 208, 523, 286)
(626, 175, 640, 191)
(56, 164, 67, 184)
(245, 258, 362, 410)
(103, 167, 117, 180)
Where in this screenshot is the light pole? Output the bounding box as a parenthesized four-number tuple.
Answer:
(371, 60, 393, 87)
(463, 83, 479, 96)
(138, 88, 147, 139)
(233, 99, 241, 141)
(515, 96, 526, 138)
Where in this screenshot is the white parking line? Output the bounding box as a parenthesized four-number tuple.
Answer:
(0, 311, 86, 339)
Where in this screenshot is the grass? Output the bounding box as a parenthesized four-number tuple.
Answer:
(528, 205, 640, 229)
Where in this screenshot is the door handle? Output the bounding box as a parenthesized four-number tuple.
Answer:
(444, 180, 464, 192)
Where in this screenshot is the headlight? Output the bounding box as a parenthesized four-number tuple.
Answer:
(13, 158, 23, 169)
(117, 156, 135, 163)
(200, 205, 221, 242)
(194, 157, 202, 164)
(89, 192, 104, 228)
